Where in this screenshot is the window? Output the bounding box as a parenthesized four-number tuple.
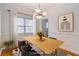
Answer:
(46, 22, 48, 28)
(16, 16, 33, 34)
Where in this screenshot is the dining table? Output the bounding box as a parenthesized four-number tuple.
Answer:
(23, 35, 64, 55)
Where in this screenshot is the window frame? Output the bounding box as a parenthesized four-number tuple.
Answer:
(16, 16, 33, 34)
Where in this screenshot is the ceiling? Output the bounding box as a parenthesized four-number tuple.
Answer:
(5, 3, 58, 10)
(3, 3, 60, 15)
(16, 3, 60, 12)
(18, 3, 52, 9)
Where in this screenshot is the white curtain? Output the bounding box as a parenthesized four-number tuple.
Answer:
(13, 13, 19, 46)
(32, 15, 37, 35)
(8, 12, 18, 46)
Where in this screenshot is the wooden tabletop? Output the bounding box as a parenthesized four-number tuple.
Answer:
(23, 35, 63, 54)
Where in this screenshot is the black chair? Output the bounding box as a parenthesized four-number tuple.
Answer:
(49, 37, 57, 40)
(18, 41, 40, 56)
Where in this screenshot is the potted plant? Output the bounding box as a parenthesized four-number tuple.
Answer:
(37, 32, 44, 41)
(0, 40, 15, 50)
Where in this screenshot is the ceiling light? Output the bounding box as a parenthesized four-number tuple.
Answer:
(34, 3, 47, 19)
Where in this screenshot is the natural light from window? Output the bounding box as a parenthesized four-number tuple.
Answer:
(16, 16, 33, 34)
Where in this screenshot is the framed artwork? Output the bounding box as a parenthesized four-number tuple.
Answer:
(58, 12, 74, 32)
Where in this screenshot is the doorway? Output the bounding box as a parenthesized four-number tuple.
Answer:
(42, 19, 48, 37)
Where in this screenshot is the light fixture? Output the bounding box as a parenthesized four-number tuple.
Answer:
(34, 3, 47, 19)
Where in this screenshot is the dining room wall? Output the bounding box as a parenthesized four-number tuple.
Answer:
(0, 3, 33, 46)
(1, 3, 79, 55)
(48, 3, 79, 54)
(0, 4, 1, 46)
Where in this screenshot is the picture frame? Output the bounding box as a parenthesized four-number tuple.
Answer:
(58, 12, 74, 32)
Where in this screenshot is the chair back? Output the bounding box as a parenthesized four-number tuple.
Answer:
(49, 37, 57, 40)
(18, 41, 32, 52)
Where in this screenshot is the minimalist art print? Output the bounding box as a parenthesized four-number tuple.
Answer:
(58, 13, 74, 32)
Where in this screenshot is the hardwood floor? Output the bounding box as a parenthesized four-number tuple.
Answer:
(57, 48, 79, 56)
(0, 47, 18, 56)
(0, 47, 79, 56)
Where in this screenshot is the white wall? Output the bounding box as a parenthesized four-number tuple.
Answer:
(0, 4, 48, 43)
(0, 4, 1, 45)
(0, 4, 33, 45)
(48, 3, 79, 54)
(1, 3, 79, 54)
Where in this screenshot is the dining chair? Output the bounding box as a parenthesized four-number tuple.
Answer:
(18, 41, 40, 56)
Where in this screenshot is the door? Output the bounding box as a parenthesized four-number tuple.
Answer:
(42, 19, 48, 37)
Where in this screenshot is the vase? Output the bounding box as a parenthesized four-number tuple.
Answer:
(39, 36, 44, 41)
